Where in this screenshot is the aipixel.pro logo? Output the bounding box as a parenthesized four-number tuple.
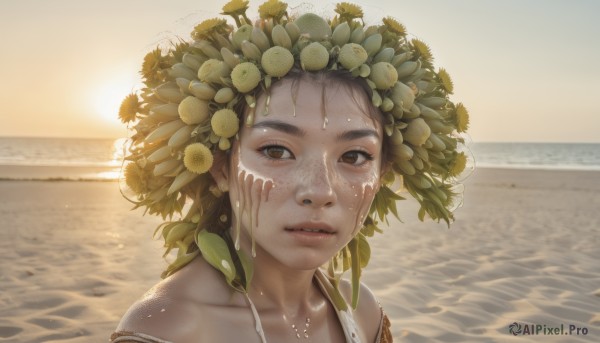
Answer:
(508, 322, 589, 336)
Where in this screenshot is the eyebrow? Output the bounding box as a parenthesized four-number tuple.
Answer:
(252, 120, 380, 141)
(337, 129, 380, 142)
(252, 120, 305, 137)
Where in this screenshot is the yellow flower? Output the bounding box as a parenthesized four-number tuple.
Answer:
(178, 96, 210, 125)
(124, 162, 146, 194)
(170, 41, 190, 63)
(258, 0, 288, 21)
(211, 109, 240, 138)
(382, 17, 406, 36)
(191, 18, 231, 41)
(231, 62, 261, 93)
(449, 152, 467, 177)
(221, 0, 251, 27)
(411, 38, 433, 64)
(454, 103, 470, 133)
(141, 47, 170, 85)
(437, 68, 454, 94)
(119, 93, 139, 123)
(184, 143, 214, 174)
(334, 2, 363, 22)
(261, 46, 294, 77)
(221, 0, 249, 16)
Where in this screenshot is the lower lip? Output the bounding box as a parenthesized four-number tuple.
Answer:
(285, 229, 335, 242)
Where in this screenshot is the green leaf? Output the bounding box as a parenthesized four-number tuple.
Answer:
(235, 249, 254, 292)
(418, 206, 426, 221)
(342, 246, 351, 271)
(348, 237, 361, 309)
(357, 233, 371, 268)
(196, 230, 237, 285)
(319, 274, 348, 311)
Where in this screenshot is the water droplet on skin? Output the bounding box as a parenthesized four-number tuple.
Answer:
(160, 309, 166, 312)
(347, 118, 351, 122)
(147, 314, 152, 318)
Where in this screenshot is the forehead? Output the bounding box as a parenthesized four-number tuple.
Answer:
(250, 77, 381, 132)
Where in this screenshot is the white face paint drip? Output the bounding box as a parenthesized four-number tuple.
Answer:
(232, 143, 274, 256)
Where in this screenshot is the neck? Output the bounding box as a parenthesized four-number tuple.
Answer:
(235, 231, 320, 315)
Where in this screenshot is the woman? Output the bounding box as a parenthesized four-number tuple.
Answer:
(113, 1, 469, 342)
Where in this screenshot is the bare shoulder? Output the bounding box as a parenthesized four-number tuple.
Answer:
(115, 256, 244, 342)
(338, 279, 383, 342)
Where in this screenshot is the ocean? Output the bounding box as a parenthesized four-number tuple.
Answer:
(0, 137, 599, 181)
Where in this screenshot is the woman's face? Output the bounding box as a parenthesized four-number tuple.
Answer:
(226, 76, 383, 270)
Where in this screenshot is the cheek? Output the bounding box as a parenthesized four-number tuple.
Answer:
(344, 178, 379, 235)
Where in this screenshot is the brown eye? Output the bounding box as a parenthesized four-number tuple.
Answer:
(260, 145, 293, 160)
(340, 151, 373, 165)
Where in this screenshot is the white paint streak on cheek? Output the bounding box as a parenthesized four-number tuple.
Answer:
(234, 169, 246, 250)
(233, 146, 276, 256)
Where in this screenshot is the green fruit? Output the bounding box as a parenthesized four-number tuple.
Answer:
(404, 118, 431, 146)
(272, 25, 292, 49)
(390, 81, 415, 112)
(361, 33, 382, 56)
(338, 43, 368, 70)
(369, 62, 398, 90)
(214, 87, 235, 104)
(261, 46, 294, 77)
(232, 24, 253, 49)
(332, 22, 351, 46)
(294, 13, 332, 41)
(198, 59, 228, 84)
(300, 42, 329, 71)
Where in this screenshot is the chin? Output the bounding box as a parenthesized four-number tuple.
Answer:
(271, 249, 334, 271)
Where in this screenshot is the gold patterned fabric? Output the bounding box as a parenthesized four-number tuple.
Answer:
(378, 313, 393, 343)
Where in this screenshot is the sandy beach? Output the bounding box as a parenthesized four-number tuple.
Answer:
(0, 168, 599, 342)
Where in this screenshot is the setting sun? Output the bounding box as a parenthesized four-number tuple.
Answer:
(90, 74, 140, 127)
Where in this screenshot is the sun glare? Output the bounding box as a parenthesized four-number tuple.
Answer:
(90, 75, 139, 126)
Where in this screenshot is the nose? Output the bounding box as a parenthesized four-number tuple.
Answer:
(295, 156, 337, 208)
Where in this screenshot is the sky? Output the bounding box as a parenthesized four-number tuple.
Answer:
(0, 0, 598, 143)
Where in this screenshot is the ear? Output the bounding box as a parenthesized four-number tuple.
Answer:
(209, 150, 230, 192)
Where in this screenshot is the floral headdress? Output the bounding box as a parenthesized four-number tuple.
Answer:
(119, 0, 471, 310)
